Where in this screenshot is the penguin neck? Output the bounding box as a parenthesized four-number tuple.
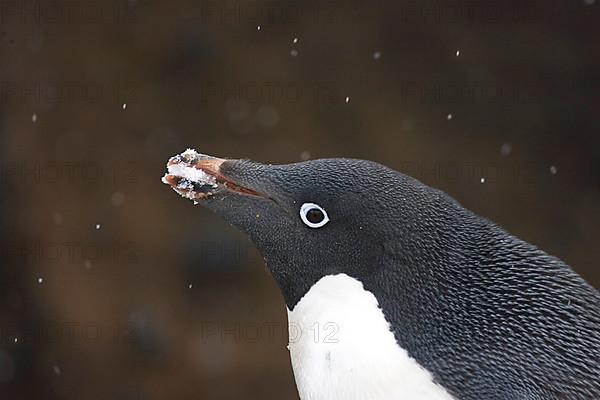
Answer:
(270, 266, 321, 310)
(286, 273, 457, 400)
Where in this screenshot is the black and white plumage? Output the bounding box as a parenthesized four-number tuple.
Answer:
(163, 150, 600, 400)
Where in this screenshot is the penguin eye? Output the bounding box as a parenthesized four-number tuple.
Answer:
(299, 203, 329, 228)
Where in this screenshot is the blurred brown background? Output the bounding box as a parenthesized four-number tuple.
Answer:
(1, 0, 599, 398)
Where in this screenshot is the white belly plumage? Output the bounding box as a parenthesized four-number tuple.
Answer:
(286, 274, 456, 400)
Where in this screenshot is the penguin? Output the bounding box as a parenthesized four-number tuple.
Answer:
(162, 149, 600, 400)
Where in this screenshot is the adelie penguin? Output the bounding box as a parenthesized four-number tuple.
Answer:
(162, 149, 600, 400)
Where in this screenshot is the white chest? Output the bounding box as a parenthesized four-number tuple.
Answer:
(286, 274, 455, 400)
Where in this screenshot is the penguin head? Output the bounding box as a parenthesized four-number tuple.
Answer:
(163, 152, 442, 308)
(163, 150, 600, 399)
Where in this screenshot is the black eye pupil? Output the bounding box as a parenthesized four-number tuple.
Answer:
(306, 208, 324, 224)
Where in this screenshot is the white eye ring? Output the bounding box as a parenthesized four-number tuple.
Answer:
(300, 203, 330, 228)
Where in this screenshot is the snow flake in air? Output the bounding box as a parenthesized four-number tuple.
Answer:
(500, 143, 512, 156)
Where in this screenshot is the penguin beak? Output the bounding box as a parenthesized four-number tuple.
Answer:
(161, 149, 266, 201)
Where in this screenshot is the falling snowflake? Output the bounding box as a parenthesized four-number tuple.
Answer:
(500, 143, 512, 156)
